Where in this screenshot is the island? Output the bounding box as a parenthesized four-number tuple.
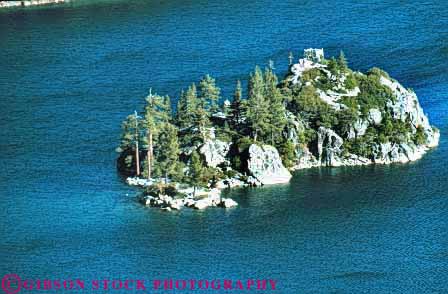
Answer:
(117, 49, 440, 211)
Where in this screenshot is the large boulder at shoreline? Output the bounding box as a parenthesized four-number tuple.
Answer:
(247, 144, 292, 185)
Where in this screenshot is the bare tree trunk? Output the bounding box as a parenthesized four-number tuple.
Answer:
(135, 140, 140, 176)
(134, 111, 140, 176)
(147, 131, 153, 180)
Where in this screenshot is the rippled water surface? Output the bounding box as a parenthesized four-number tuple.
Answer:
(0, 0, 447, 293)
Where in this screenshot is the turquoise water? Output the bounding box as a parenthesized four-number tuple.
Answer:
(0, 0, 447, 293)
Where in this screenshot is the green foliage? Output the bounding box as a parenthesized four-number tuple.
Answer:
(292, 85, 337, 128)
(199, 74, 221, 113)
(186, 151, 208, 195)
(278, 140, 296, 168)
(176, 83, 211, 144)
(301, 68, 321, 82)
(176, 84, 199, 129)
(149, 123, 183, 182)
(246, 66, 270, 142)
(356, 72, 394, 115)
(335, 107, 359, 135)
(302, 68, 333, 91)
(229, 80, 248, 136)
(117, 113, 144, 153)
(145, 92, 172, 131)
(344, 73, 358, 90)
(264, 67, 287, 145)
(378, 112, 413, 144)
(327, 57, 338, 76)
(344, 127, 377, 158)
(337, 51, 348, 73)
(367, 67, 390, 79)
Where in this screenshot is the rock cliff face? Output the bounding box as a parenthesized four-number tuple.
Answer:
(246, 144, 292, 185)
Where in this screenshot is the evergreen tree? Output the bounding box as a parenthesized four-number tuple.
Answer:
(176, 84, 199, 130)
(230, 80, 247, 135)
(195, 106, 211, 142)
(144, 92, 172, 179)
(153, 123, 182, 183)
(246, 66, 270, 142)
(338, 50, 348, 73)
(186, 151, 207, 196)
(264, 67, 287, 145)
(327, 57, 338, 76)
(278, 140, 296, 168)
(199, 74, 221, 113)
(118, 112, 144, 175)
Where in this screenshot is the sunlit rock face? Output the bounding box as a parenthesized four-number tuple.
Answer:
(246, 144, 292, 185)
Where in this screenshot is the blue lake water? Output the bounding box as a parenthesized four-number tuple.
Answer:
(0, 0, 447, 293)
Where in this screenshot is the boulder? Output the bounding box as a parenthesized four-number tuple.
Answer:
(220, 198, 238, 208)
(199, 139, 231, 168)
(193, 198, 212, 210)
(246, 144, 292, 185)
(368, 108, 382, 125)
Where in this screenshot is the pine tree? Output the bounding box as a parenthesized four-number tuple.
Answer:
(338, 51, 348, 73)
(230, 80, 247, 135)
(118, 112, 143, 175)
(187, 151, 207, 196)
(144, 91, 172, 179)
(176, 84, 199, 130)
(327, 57, 338, 76)
(153, 123, 181, 183)
(195, 106, 211, 142)
(246, 66, 270, 142)
(199, 74, 220, 113)
(264, 67, 287, 145)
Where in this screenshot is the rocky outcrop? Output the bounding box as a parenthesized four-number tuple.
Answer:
(199, 139, 231, 168)
(247, 144, 292, 185)
(380, 76, 439, 147)
(140, 188, 238, 211)
(293, 145, 320, 169)
(372, 142, 428, 164)
(317, 127, 344, 166)
(288, 58, 326, 84)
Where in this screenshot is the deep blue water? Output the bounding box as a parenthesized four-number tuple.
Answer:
(0, 0, 447, 293)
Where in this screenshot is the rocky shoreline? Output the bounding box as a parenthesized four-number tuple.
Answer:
(0, 0, 66, 8)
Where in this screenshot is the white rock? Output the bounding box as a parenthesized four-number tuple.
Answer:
(247, 144, 292, 185)
(292, 145, 320, 170)
(368, 108, 382, 125)
(199, 139, 231, 168)
(193, 198, 211, 210)
(220, 198, 238, 208)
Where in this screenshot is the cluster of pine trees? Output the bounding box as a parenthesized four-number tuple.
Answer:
(117, 64, 295, 189)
